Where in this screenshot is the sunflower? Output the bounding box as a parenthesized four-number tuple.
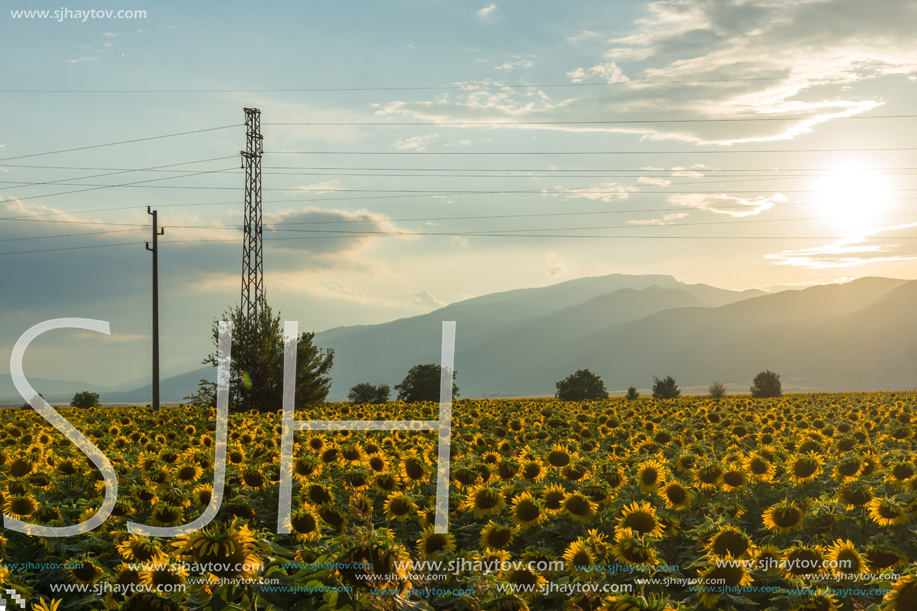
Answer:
(68, 556, 104, 584)
(617, 501, 664, 537)
(868, 497, 910, 526)
(541, 484, 567, 515)
(131, 486, 159, 506)
(693, 463, 723, 491)
(762, 501, 805, 534)
(562, 492, 597, 523)
(364, 454, 388, 475)
(612, 528, 658, 568)
(400, 453, 430, 487)
(753, 545, 784, 573)
(117, 535, 164, 563)
(658, 481, 691, 510)
(510, 492, 544, 529)
(287, 506, 322, 543)
(825, 540, 868, 577)
(563, 539, 596, 573)
(412, 525, 455, 559)
(788, 453, 824, 485)
(836, 483, 872, 509)
(783, 544, 827, 578)
(864, 546, 909, 572)
(238, 466, 268, 491)
(173, 517, 262, 579)
(697, 563, 753, 608)
(140, 562, 188, 590)
(304, 483, 335, 506)
(149, 504, 184, 527)
(519, 459, 545, 482)
(4, 494, 37, 520)
(545, 444, 575, 469)
(480, 520, 518, 550)
(706, 525, 753, 560)
(192, 484, 213, 507)
(172, 463, 202, 485)
(790, 588, 840, 611)
(832, 457, 862, 482)
(373, 473, 401, 495)
(720, 465, 748, 492)
(886, 462, 916, 489)
(883, 574, 917, 610)
(636, 459, 666, 493)
(744, 453, 777, 482)
(462, 485, 507, 518)
(384, 492, 417, 522)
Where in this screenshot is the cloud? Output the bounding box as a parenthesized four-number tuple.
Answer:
(668, 192, 786, 217)
(392, 134, 439, 151)
(494, 56, 534, 71)
(477, 4, 497, 18)
(545, 251, 566, 277)
(566, 62, 629, 84)
(71, 332, 147, 342)
(65, 57, 100, 63)
(638, 176, 672, 187)
(284, 181, 340, 196)
(547, 181, 638, 203)
(263, 207, 415, 257)
(567, 30, 599, 43)
(628, 212, 689, 226)
(766, 222, 917, 269)
(102, 32, 117, 37)
(412, 289, 446, 308)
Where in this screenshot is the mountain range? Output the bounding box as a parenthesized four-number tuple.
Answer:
(3, 273, 914, 404)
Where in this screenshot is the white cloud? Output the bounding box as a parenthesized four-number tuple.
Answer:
(548, 181, 638, 203)
(566, 62, 629, 84)
(102, 32, 117, 37)
(392, 134, 439, 151)
(567, 30, 599, 43)
(494, 56, 534, 71)
(65, 57, 99, 63)
(284, 181, 340, 196)
(766, 222, 917, 269)
(627, 212, 689, 226)
(412, 289, 446, 308)
(638, 176, 672, 187)
(668, 192, 786, 217)
(545, 251, 566, 277)
(477, 4, 497, 18)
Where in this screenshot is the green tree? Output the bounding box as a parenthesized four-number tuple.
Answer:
(652, 375, 680, 400)
(21, 392, 44, 409)
(625, 386, 640, 401)
(709, 381, 726, 400)
(395, 364, 458, 403)
(348, 382, 391, 404)
(184, 379, 217, 408)
(71, 391, 100, 409)
(751, 370, 782, 398)
(555, 369, 608, 401)
(203, 295, 334, 412)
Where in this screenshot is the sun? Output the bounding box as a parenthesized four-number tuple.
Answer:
(815, 168, 889, 229)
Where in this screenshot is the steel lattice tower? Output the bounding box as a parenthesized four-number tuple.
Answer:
(241, 108, 264, 325)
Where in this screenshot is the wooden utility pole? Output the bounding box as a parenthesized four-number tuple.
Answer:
(146, 206, 164, 409)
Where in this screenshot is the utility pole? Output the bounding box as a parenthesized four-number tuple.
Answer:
(146, 206, 164, 409)
(241, 108, 264, 327)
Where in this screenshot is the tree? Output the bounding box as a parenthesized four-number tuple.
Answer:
(71, 391, 100, 409)
(184, 379, 217, 408)
(348, 382, 391, 404)
(555, 369, 608, 401)
(709, 381, 726, 400)
(751, 370, 782, 398)
(625, 386, 640, 401)
(395, 364, 458, 403)
(21, 393, 44, 409)
(652, 375, 680, 400)
(203, 295, 334, 413)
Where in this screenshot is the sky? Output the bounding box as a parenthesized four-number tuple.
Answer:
(1, 0, 917, 387)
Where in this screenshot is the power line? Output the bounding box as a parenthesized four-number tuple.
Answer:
(0, 228, 145, 243)
(264, 115, 917, 126)
(267, 147, 917, 155)
(0, 125, 241, 162)
(0, 77, 800, 94)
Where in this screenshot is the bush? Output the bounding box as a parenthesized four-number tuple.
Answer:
(652, 376, 680, 400)
(626, 386, 640, 401)
(71, 391, 100, 409)
(395, 364, 458, 403)
(348, 382, 391, 404)
(709, 381, 726, 400)
(555, 369, 608, 401)
(751, 370, 782, 398)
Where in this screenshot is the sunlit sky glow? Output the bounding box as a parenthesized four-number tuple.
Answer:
(1, 0, 916, 385)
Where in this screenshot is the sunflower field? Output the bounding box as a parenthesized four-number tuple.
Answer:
(2, 392, 917, 611)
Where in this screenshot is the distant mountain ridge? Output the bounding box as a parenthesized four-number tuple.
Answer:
(2, 274, 912, 404)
